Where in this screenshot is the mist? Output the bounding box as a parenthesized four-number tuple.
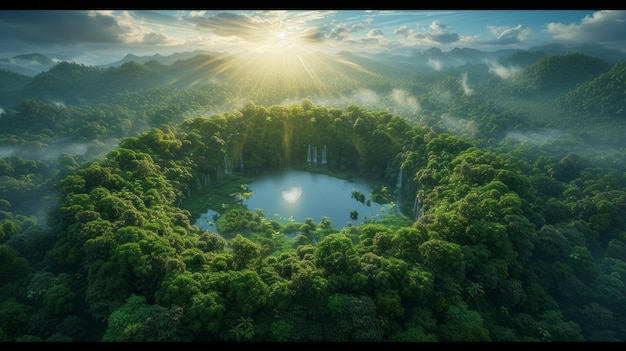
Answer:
(484, 59, 521, 79)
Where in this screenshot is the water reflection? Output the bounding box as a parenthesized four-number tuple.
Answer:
(281, 186, 302, 204)
(194, 170, 393, 233)
(245, 169, 382, 226)
(195, 209, 219, 233)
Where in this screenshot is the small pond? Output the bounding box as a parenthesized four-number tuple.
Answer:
(194, 169, 394, 232)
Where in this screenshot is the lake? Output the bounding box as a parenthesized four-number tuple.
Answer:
(194, 169, 392, 232)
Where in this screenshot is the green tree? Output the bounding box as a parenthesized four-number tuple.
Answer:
(102, 294, 151, 341)
(315, 233, 360, 276)
(437, 301, 491, 341)
(230, 233, 261, 270)
(419, 239, 465, 280)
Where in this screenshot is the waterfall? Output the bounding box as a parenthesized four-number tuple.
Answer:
(196, 176, 202, 190)
(217, 166, 223, 179)
(239, 152, 244, 172)
(413, 188, 422, 220)
(321, 145, 327, 165)
(313, 146, 318, 165)
(224, 155, 232, 175)
(307, 144, 312, 164)
(396, 167, 403, 189)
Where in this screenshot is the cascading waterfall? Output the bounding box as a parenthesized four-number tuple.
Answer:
(307, 144, 328, 167)
(307, 144, 312, 164)
(413, 187, 422, 220)
(396, 167, 403, 190)
(196, 176, 202, 190)
(224, 155, 232, 175)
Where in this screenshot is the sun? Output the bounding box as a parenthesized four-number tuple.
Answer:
(271, 30, 291, 52)
(202, 26, 362, 100)
(250, 29, 302, 54)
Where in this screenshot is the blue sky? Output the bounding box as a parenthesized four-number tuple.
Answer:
(0, 9, 624, 65)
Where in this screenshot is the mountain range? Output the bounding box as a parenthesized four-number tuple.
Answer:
(0, 53, 57, 76)
(2, 43, 625, 79)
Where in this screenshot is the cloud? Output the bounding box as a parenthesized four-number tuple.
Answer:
(391, 88, 419, 111)
(428, 31, 460, 44)
(7, 57, 45, 66)
(398, 20, 460, 46)
(299, 27, 326, 42)
(428, 58, 443, 71)
(547, 10, 626, 50)
(350, 18, 373, 33)
(485, 24, 530, 45)
(0, 10, 124, 43)
(189, 12, 281, 42)
(189, 11, 207, 18)
(425, 20, 459, 44)
(327, 17, 375, 43)
(394, 25, 412, 37)
(460, 72, 474, 95)
(367, 29, 384, 38)
(328, 25, 350, 40)
(441, 113, 477, 137)
(484, 59, 521, 79)
(141, 32, 170, 45)
(0, 10, 175, 48)
(350, 89, 380, 104)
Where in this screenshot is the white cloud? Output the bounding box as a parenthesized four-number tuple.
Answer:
(484, 59, 521, 79)
(461, 72, 474, 95)
(486, 24, 530, 45)
(391, 88, 420, 111)
(428, 58, 443, 71)
(547, 10, 626, 50)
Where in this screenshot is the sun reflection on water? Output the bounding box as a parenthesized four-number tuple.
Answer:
(281, 186, 302, 204)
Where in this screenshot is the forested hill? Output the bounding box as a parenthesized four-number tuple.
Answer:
(3, 51, 401, 108)
(1, 48, 626, 341)
(487, 52, 613, 97)
(556, 60, 626, 117)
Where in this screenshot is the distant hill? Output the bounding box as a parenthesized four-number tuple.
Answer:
(18, 61, 103, 103)
(556, 61, 626, 117)
(0, 68, 31, 92)
(10, 52, 234, 105)
(522, 53, 611, 89)
(99, 50, 219, 68)
(4, 48, 622, 114)
(529, 42, 626, 64)
(335, 50, 415, 78)
(0, 69, 31, 108)
(493, 52, 612, 96)
(0, 53, 57, 76)
(497, 50, 548, 68)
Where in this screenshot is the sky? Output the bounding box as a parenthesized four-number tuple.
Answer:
(0, 9, 625, 66)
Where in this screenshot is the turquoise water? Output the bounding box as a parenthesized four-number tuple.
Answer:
(242, 169, 387, 227)
(194, 169, 392, 233)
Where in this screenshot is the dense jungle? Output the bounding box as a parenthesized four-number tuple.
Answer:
(1, 47, 626, 342)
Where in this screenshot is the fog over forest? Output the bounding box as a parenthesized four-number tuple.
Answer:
(2, 9, 626, 342)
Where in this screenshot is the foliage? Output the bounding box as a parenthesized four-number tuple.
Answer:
(2, 51, 626, 341)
